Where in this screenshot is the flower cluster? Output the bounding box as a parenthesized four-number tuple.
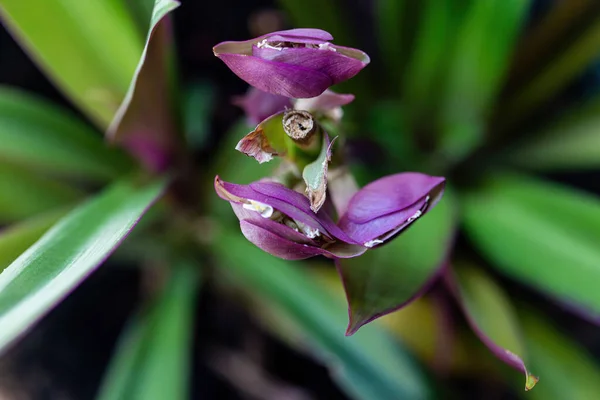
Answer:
(214, 27, 446, 327)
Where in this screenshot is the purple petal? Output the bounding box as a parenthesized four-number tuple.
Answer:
(216, 177, 334, 239)
(249, 181, 359, 244)
(240, 219, 326, 260)
(252, 46, 368, 86)
(217, 53, 333, 98)
(266, 28, 333, 42)
(343, 173, 445, 223)
(232, 87, 292, 125)
(294, 90, 355, 114)
(338, 173, 445, 245)
(340, 201, 427, 245)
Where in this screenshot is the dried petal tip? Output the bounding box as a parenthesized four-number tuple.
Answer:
(235, 129, 277, 164)
(213, 29, 370, 98)
(525, 373, 539, 391)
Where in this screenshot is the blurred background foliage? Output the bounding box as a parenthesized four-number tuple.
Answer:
(0, 0, 600, 399)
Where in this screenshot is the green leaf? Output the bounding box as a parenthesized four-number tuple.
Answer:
(503, 12, 600, 127)
(0, 87, 132, 180)
(462, 171, 600, 314)
(0, 175, 168, 353)
(0, 161, 81, 222)
(450, 265, 538, 391)
(507, 1, 596, 90)
(97, 264, 197, 400)
(302, 135, 333, 212)
(519, 308, 600, 400)
(338, 189, 456, 335)
(402, 0, 457, 122)
(214, 232, 431, 400)
(375, 0, 406, 89)
(507, 96, 600, 170)
(0, 210, 65, 271)
(0, 0, 143, 127)
(107, 0, 181, 172)
(438, 0, 530, 163)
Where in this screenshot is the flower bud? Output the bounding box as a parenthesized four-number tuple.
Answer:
(213, 28, 370, 98)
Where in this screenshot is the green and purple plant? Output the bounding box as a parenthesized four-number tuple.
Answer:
(1, 0, 600, 398)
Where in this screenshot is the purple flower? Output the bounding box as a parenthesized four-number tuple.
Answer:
(232, 87, 292, 126)
(215, 172, 445, 260)
(213, 28, 370, 98)
(215, 176, 366, 260)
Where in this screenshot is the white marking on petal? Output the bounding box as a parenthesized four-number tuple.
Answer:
(318, 43, 337, 52)
(407, 210, 422, 223)
(257, 39, 283, 51)
(295, 220, 321, 239)
(243, 200, 274, 218)
(364, 239, 384, 248)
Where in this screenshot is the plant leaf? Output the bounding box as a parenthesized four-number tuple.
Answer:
(375, 0, 405, 89)
(302, 134, 335, 212)
(108, 0, 181, 173)
(507, 96, 600, 170)
(438, 0, 530, 163)
(403, 0, 457, 123)
(506, 0, 596, 91)
(0, 87, 132, 180)
(0, 210, 65, 271)
(0, 161, 81, 222)
(97, 264, 197, 400)
(449, 265, 538, 391)
(503, 11, 600, 127)
(518, 308, 600, 400)
(337, 189, 456, 335)
(462, 171, 600, 315)
(0, 0, 143, 127)
(214, 232, 431, 400)
(0, 175, 168, 353)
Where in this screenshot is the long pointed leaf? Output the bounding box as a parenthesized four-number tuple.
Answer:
(0, 161, 81, 222)
(519, 308, 600, 400)
(0, 210, 64, 271)
(0, 175, 168, 352)
(214, 232, 430, 400)
(0, 0, 143, 127)
(449, 265, 538, 390)
(97, 264, 197, 400)
(0, 87, 132, 179)
(503, 12, 600, 127)
(462, 172, 600, 315)
(108, 0, 181, 172)
(438, 0, 530, 163)
(507, 96, 600, 170)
